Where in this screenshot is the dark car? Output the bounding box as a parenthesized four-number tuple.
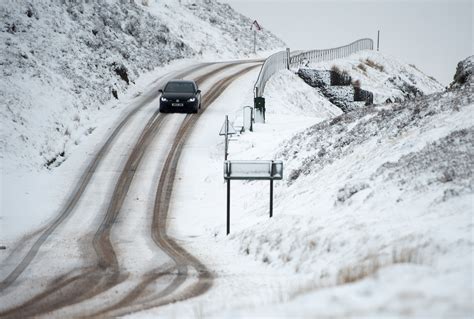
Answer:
(159, 80, 201, 113)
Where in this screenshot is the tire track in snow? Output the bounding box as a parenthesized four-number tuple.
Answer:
(90, 64, 261, 317)
(0, 64, 210, 294)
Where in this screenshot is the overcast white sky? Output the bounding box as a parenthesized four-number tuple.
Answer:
(220, 0, 473, 85)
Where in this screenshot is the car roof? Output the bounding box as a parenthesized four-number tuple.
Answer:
(166, 80, 196, 84)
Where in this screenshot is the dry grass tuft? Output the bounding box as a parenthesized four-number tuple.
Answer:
(357, 63, 367, 72)
(331, 65, 342, 75)
(337, 247, 421, 284)
(365, 59, 385, 72)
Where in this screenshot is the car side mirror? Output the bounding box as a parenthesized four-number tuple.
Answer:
(196, 89, 201, 94)
(158, 89, 163, 93)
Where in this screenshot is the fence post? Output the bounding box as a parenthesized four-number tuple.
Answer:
(286, 48, 290, 70)
(377, 30, 380, 51)
(227, 179, 230, 235)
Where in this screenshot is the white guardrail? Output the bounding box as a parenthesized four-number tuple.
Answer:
(289, 38, 374, 69)
(254, 50, 289, 98)
(254, 38, 374, 98)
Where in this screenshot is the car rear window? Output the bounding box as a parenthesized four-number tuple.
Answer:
(164, 82, 195, 93)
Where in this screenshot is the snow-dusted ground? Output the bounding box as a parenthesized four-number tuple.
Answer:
(140, 54, 473, 318)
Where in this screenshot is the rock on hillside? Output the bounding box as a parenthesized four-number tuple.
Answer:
(450, 55, 473, 88)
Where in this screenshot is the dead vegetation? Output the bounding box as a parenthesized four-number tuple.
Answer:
(330, 65, 351, 86)
(357, 63, 367, 73)
(337, 247, 422, 284)
(285, 246, 424, 303)
(365, 58, 385, 72)
(352, 79, 361, 88)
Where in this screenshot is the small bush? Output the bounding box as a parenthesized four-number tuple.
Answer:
(409, 63, 421, 72)
(357, 63, 367, 72)
(352, 79, 361, 88)
(365, 59, 385, 72)
(330, 65, 352, 86)
(113, 63, 130, 85)
(331, 65, 342, 74)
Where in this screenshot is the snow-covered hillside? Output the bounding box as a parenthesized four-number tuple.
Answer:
(227, 56, 472, 317)
(0, 0, 284, 170)
(161, 55, 473, 318)
(307, 50, 444, 104)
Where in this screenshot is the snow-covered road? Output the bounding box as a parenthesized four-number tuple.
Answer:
(0, 60, 261, 317)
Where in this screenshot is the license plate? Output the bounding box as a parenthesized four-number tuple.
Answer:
(172, 103, 183, 107)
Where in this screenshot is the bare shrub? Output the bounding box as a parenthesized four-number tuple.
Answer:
(365, 59, 385, 72)
(331, 65, 342, 75)
(357, 63, 367, 72)
(352, 79, 361, 88)
(330, 65, 351, 86)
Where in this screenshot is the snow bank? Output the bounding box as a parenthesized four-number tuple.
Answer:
(264, 70, 342, 118)
(0, 0, 284, 171)
(307, 50, 444, 104)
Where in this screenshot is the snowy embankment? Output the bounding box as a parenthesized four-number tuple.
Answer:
(0, 0, 284, 171)
(162, 55, 473, 318)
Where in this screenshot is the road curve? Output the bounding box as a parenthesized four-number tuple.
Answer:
(0, 62, 260, 318)
(89, 64, 261, 318)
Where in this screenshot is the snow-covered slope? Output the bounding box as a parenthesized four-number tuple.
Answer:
(308, 50, 444, 104)
(160, 55, 473, 318)
(0, 0, 284, 171)
(264, 69, 343, 118)
(221, 57, 473, 317)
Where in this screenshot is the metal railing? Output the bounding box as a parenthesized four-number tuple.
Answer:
(289, 38, 373, 69)
(253, 38, 373, 99)
(254, 50, 288, 98)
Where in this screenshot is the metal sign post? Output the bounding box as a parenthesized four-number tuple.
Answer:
(225, 115, 228, 160)
(226, 177, 231, 235)
(219, 116, 236, 160)
(251, 20, 261, 55)
(223, 160, 283, 235)
(377, 30, 380, 51)
(253, 30, 256, 54)
(243, 106, 253, 132)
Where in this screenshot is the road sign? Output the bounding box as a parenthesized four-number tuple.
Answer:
(251, 20, 262, 31)
(224, 160, 283, 180)
(219, 119, 237, 136)
(223, 160, 283, 235)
